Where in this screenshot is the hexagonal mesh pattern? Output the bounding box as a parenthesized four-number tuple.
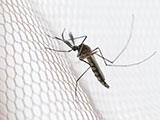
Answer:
(0, 0, 98, 120)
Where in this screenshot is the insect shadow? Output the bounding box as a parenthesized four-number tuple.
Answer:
(45, 14, 156, 100)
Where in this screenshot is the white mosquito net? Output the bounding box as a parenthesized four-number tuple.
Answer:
(0, 0, 160, 120)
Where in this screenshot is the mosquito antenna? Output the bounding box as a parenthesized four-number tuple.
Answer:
(107, 51, 156, 67)
(62, 28, 66, 40)
(112, 14, 135, 63)
(69, 32, 75, 45)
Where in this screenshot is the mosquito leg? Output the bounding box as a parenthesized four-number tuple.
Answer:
(93, 49, 156, 67)
(45, 33, 54, 39)
(46, 30, 73, 49)
(45, 32, 73, 52)
(45, 32, 65, 43)
(75, 59, 90, 100)
(108, 14, 135, 63)
(60, 29, 87, 44)
(92, 14, 135, 65)
(45, 47, 72, 52)
(45, 28, 67, 42)
(68, 35, 87, 48)
(75, 66, 91, 99)
(55, 37, 63, 41)
(48, 34, 87, 42)
(92, 47, 113, 65)
(67, 35, 87, 41)
(80, 36, 87, 45)
(80, 59, 90, 65)
(107, 51, 156, 67)
(111, 14, 134, 63)
(92, 48, 156, 68)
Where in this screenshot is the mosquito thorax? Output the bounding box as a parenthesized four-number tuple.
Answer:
(79, 44, 92, 53)
(76, 44, 92, 59)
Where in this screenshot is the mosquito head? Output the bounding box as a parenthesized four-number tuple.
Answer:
(72, 46, 79, 51)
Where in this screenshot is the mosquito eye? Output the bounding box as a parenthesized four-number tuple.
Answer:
(72, 46, 77, 51)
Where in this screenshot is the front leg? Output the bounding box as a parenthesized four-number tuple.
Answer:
(80, 59, 90, 66)
(91, 47, 114, 65)
(45, 47, 72, 52)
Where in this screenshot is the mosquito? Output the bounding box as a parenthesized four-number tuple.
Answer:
(45, 15, 156, 98)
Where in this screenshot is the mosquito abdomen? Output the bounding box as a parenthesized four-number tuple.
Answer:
(87, 56, 110, 88)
